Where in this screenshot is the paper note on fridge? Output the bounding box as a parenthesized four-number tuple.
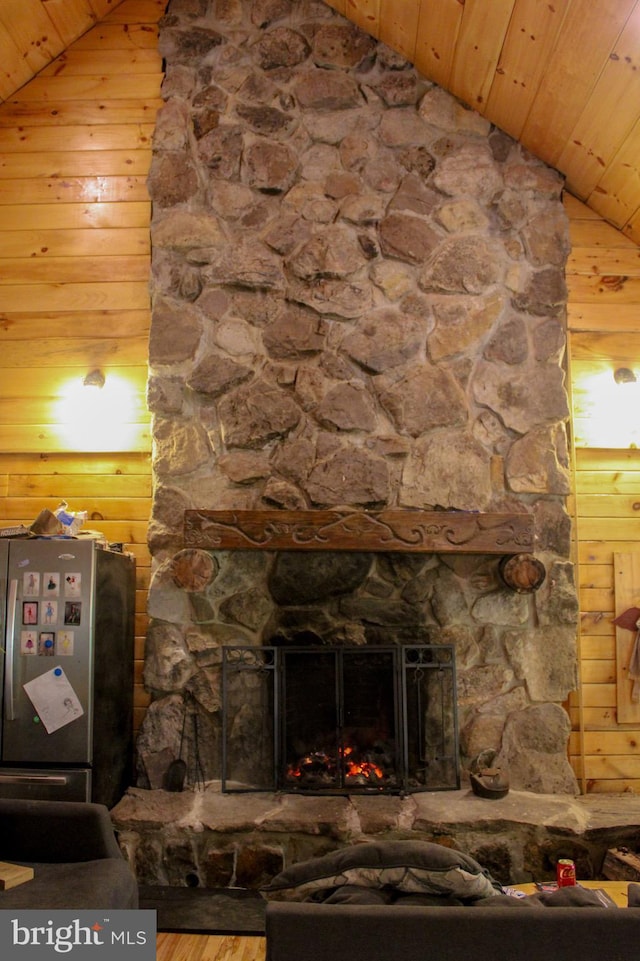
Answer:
(23, 667, 84, 734)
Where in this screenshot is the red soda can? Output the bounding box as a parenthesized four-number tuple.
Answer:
(556, 858, 576, 887)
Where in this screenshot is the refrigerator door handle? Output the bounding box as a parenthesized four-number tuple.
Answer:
(4, 578, 18, 721)
(0, 773, 69, 785)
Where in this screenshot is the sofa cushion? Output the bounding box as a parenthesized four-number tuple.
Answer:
(262, 840, 502, 902)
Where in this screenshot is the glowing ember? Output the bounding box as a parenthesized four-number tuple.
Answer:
(286, 744, 386, 784)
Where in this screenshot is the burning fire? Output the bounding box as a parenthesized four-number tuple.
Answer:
(342, 745, 384, 781)
(286, 744, 385, 783)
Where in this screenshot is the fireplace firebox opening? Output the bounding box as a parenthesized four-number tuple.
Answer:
(221, 644, 459, 795)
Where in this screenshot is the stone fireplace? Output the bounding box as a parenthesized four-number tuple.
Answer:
(136, 0, 580, 808)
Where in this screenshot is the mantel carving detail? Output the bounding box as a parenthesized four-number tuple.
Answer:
(184, 510, 534, 554)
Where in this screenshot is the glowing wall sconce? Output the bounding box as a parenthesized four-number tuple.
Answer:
(55, 370, 139, 451)
(573, 365, 640, 449)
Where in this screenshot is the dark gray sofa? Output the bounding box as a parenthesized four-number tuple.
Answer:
(266, 899, 640, 961)
(263, 841, 640, 961)
(0, 798, 138, 909)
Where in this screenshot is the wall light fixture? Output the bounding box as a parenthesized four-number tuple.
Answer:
(83, 369, 106, 389)
(613, 367, 637, 385)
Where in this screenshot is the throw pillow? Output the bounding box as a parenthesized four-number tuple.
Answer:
(262, 840, 502, 902)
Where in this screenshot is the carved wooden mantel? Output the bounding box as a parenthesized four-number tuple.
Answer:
(184, 509, 535, 554)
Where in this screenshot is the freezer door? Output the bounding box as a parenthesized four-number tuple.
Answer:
(0, 766, 90, 801)
(2, 539, 95, 764)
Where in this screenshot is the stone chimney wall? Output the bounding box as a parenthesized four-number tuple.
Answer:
(140, 0, 579, 794)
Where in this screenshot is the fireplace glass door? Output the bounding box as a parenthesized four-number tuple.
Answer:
(282, 648, 399, 792)
(221, 645, 459, 794)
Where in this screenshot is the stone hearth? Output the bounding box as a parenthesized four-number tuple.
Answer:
(111, 785, 640, 889)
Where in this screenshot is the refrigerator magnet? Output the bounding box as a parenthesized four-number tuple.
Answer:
(22, 601, 38, 625)
(21, 631, 37, 654)
(64, 601, 81, 625)
(57, 630, 74, 655)
(38, 632, 55, 655)
(44, 572, 60, 596)
(64, 573, 81, 597)
(43, 600, 57, 624)
(23, 571, 40, 597)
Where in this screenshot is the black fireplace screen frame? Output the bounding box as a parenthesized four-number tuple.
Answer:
(221, 644, 460, 795)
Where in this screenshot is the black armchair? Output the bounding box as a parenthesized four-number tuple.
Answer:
(0, 798, 138, 909)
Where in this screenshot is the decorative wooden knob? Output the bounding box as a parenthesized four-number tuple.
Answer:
(170, 548, 217, 591)
(498, 553, 546, 593)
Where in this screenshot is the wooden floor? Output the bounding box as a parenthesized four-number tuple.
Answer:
(156, 934, 266, 961)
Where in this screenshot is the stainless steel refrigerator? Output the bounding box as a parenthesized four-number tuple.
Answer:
(0, 537, 135, 808)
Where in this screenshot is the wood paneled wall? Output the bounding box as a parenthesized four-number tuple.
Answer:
(0, 0, 165, 729)
(565, 193, 640, 792)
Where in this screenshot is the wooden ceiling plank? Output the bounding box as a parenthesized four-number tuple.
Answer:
(70, 23, 159, 50)
(102, 0, 166, 22)
(377, 0, 420, 64)
(40, 0, 97, 46)
(557, 2, 640, 198)
(412, 0, 464, 90)
(0, 0, 66, 76)
(87, 0, 126, 17)
(449, 0, 517, 114)
(0, 22, 39, 102)
(484, 0, 570, 141)
(519, 0, 634, 168)
(586, 118, 640, 233)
